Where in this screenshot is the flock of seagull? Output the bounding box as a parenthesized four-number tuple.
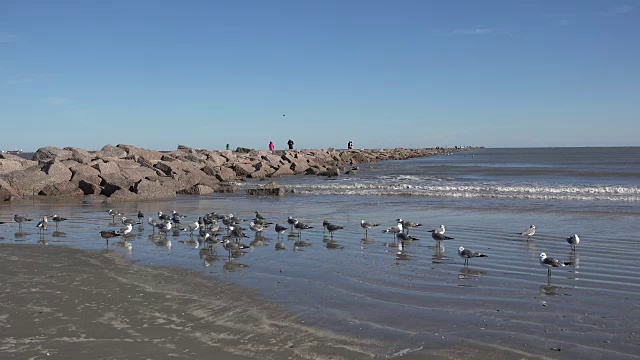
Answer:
(3, 211, 580, 280)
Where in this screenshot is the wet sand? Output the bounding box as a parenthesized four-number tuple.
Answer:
(0, 244, 537, 360)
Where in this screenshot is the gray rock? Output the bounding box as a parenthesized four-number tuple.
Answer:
(78, 179, 101, 195)
(41, 160, 73, 183)
(32, 146, 73, 161)
(0, 159, 25, 175)
(92, 160, 120, 175)
(131, 179, 177, 200)
(96, 144, 127, 159)
(178, 184, 215, 195)
(63, 147, 93, 164)
(39, 181, 84, 197)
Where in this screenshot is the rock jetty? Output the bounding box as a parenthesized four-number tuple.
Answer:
(0, 144, 479, 202)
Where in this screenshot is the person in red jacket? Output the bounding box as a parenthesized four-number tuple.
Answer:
(269, 141, 275, 151)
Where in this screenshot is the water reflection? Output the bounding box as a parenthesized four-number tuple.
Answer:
(223, 260, 249, 272)
(540, 284, 562, 296)
(326, 239, 344, 249)
(15, 232, 27, 239)
(432, 243, 447, 263)
(458, 267, 486, 279)
(52, 231, 67, 238)
(395, 241, 410, 261)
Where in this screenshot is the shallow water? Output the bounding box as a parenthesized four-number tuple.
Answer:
(1, 147, 639, 359)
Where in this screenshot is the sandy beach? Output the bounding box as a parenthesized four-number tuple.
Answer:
(0, 244, 542, 360)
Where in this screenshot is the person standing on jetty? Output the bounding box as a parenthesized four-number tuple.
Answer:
(269, 141, 275, 151)
(348, 141, 353, 150)
(287, 139, 294, 150)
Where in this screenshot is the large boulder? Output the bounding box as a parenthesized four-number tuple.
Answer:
(269, 165, 295, 177)
(116, 144, 163, 161)
(289, 158, 310, 174)
(0, 159, 25, 175)
(78, 179, 101, 195)
(99, 173, 136, 196)
(1, 167, 50, 196)
(63, 147, 93, 164)
(69, 164, 102, 186)
(32, 146, 73, 162)
(95, 144, 127, 159)
(232, 163, 255, 177)
(0, 178, 18, 201)
(131, 179, 177, 200)
(39, 181, 84, 197)
(203, 166, 237, 182)
(246, 182, 286, 196)
(178, 184, 215, 195)
(41, 160, 73, 183)
(92, 160, 120, 175)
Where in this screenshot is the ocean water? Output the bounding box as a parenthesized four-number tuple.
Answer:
(2, 147, 639, 359)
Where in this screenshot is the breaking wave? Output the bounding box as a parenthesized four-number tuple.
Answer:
(280, 183, 640, 201)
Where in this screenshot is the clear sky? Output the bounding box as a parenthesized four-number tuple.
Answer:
(1, 0, 638, 151)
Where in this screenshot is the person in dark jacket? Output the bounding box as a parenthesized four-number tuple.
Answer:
(287, 139, 294, 149)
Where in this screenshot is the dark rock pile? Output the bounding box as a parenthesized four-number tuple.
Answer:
(0, 144, 479, 202)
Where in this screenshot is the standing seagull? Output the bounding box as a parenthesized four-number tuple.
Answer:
(36, 216, 48, 235)
(14, 214, 33, 230)
(566, 234, 580, 252)
(100, 230, 121, 246)
(399, 219, 422, 234)
(458, 246, 488, 266)
(520, 225, 536, 241)
(294, 219, 313, 237)
(107, 209, 122, 223)
(539, 253, 572, 278)
(287, 216, 298, 231)
(382, 221, 403, 240)
(51, 214, 67, 230)
(326, 223, 344, 239)
(431, 231, 454, 241)
(274, 224, 288, 240)
(360, 220, 380, 237)
(428, 225, 446, 235)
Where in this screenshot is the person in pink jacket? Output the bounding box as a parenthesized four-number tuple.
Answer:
(269, 141, 275, 151)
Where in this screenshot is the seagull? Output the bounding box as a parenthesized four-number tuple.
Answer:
(156, 221, 172, 238)
(399, 219, 422, 234)
(120, 223, 133, 237)
(322, 219, 331, 234)
(14, 214, 33, 230)
(254, 211, 265, 220)
(360, 220, 380, 237)
(294, 220, 313, 237)
(458, 246, 488, 266)
(431, 232, 454, 241)
(428, 225, 446, 235)
(36, 216, 48, 235)
(181, 221, 200, 237)
(326, 223, 344, 239)
(287, 216, 298, 231)
(100, 230, 121, 246)
(520, 225, 536, 241)
(51, 214, 67, 229)
(275, 224, 288, 239)
(397, 232, 419, 241)
(121, 217, 137, 226)
(249, 221, 265, 233)
(566, 234, 580, 252)
(158, 211, 171, 221)
(148, 217, 159, 232)
(107, 209, 123, 223)
(539, 252, 572, 277)
(382, 221, 403, 239)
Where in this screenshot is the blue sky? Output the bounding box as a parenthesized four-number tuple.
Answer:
(1, 0, 638, 151)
